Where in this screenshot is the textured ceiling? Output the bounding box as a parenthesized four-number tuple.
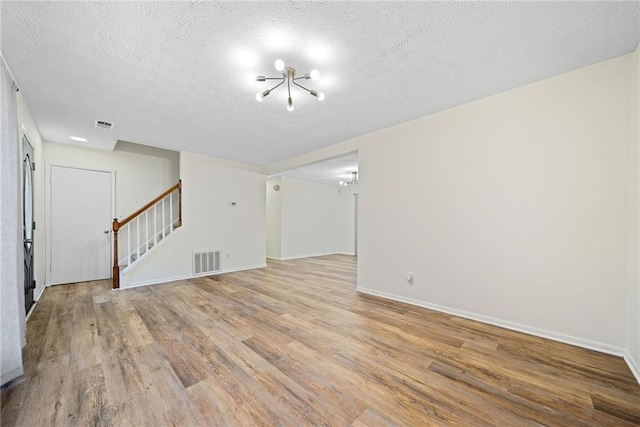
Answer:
(280, 152, 358, 187)
(2, 2, 639, 165)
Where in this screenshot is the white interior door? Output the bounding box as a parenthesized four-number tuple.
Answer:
(49, 165, 112, 285)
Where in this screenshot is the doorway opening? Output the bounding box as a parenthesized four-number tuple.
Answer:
(265, 152, 359, 286)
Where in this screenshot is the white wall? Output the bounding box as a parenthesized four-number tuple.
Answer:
(279, 177, 341, 260)
(43, 141, 179, 220)
(265, 177, 356, 260)
(338, 187, 357, 255)
(17, 93, 45, 301)
(266, 177, 282, 259)
(121, 151, 266, 287)
(628, 44, 640, 378)
(356, 53, 634, 355)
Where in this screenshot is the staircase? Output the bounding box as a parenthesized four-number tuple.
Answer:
(112, 180, 182, 289)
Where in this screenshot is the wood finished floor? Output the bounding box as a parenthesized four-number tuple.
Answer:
(2, 255, 639, 426)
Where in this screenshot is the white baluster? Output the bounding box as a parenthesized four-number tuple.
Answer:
(136, 216, 140, 261)
(127, 223, 131, 266)
(145, 210, 149, 251)
(162, 197, 166, 239)
(154, 202, 158, 246)
(169, 192, 174, 234)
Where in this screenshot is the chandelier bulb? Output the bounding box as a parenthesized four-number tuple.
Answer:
(309, 69, 320, 80)
(256, 90, 270, 101)
(317, 92, 325, 101)
(274, 59, 285, 71)
(287, 97, 294, 112)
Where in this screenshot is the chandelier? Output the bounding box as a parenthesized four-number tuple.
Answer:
(256, 59, 325, 111)
(340, 172, 358, 186)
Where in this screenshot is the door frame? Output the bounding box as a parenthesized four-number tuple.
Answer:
(20, 129, 35, 314)
(45, 162, 116, 286)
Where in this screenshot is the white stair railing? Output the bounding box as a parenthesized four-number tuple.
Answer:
(112, 181, 181, 289)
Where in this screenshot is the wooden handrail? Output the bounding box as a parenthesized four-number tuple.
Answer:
(112, 180, 182, 289)
(113, 180, 182, 231)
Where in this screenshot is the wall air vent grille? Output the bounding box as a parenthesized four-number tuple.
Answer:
(94, 120, 113, 130)
(193, 250, 221, 275)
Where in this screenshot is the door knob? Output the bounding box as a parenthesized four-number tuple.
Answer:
(104, 230, 110, 234)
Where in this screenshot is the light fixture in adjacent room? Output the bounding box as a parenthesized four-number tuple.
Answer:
(70, 136, 87, 142)
(341, 171, 358, 186)
(256, 59, 325, 111)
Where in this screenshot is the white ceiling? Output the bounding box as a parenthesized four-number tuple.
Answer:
(280, 152, 359, 187)
(2, 2, 639, 166)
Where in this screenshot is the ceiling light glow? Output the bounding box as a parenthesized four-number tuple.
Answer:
(70, 136, 87, 142)
(235, 49, 257, 67)
(306, 42, 331, 63)
(266, 31, 290, 49)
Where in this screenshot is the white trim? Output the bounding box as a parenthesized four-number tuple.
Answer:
(25, 274, 42, 329)
(25, 302, 36, 322)
(121, 263, 267, 289)
(623, 350, 640, 385)
(279, 252, 344, 261)
(34, 285, 45, 301)
(356, 287, 639, 384)
(20, 128, 36, 314)
(45, 162, 116, 286)
(267, 253, 355, 261)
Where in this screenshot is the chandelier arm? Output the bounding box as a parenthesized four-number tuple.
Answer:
(263, 77, 285, 80)
(267, 78, 286, 92)
(292, 81, 313, 93)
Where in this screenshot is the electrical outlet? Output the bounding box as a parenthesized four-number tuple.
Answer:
(405, 272, 414, 284)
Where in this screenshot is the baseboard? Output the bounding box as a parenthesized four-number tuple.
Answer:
(623, 350, 640, 385)
(24, 286, 45, 323)
(356, 287, 638, 384)
(122, 263, 268, 289)
(35, 286, 45, 301)
(269, 252, 355, 261)
(25, 302, 36, 322)
(279, 252, 344, 261)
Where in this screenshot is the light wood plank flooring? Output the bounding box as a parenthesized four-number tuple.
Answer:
(2, 255, 639, 426)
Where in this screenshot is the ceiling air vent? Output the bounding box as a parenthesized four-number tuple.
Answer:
(94, 120, 113, 130)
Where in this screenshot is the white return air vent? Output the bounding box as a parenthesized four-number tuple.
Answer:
(193, 250, 221, 276)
